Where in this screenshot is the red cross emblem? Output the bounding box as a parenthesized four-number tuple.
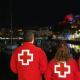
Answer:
(18, 50, 33, 65)
(54, 61, 70, 78)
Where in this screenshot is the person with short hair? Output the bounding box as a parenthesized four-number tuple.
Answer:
(10, 30, 48, 80)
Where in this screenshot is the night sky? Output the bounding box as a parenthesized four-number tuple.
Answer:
(0, 0, 80, 27)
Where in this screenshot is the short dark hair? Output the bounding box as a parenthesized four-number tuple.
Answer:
(23, 30, 34, 42)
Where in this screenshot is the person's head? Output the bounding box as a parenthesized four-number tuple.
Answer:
(54, 41, 71, 62)
(23, 30, 34, 44)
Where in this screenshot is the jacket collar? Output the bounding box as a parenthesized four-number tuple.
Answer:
(22, 42, 34, 46)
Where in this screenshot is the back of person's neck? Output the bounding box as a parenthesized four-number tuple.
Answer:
(22, 41, 33, 45)
(29, 41, 33, 44)
(26, 40, 34, 44)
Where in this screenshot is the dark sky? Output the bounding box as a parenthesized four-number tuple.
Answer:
(0, 0, 80, 27)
